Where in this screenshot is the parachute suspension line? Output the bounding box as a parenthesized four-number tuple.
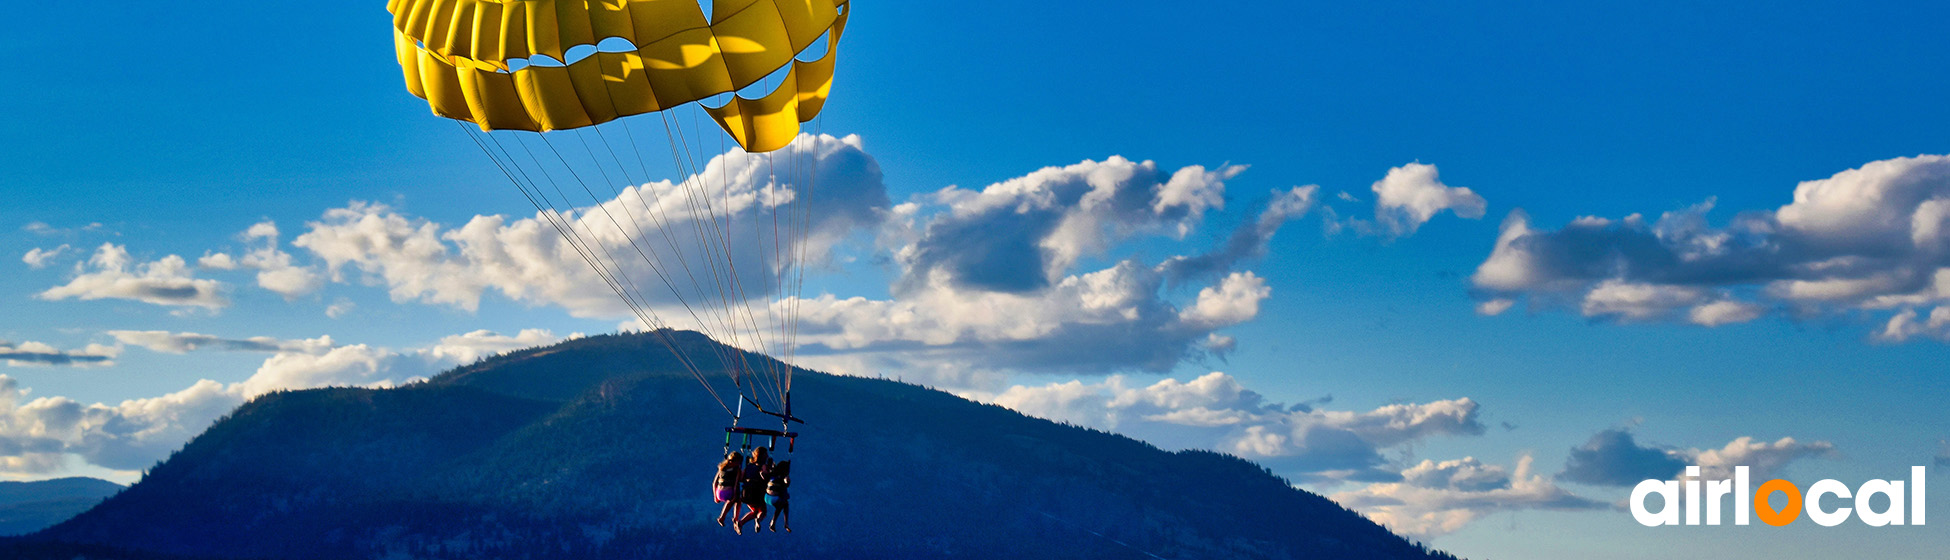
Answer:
(551, 130, 695, 332)
(773, 145, 789, 398)
(654, 111, 742, 368)
(542, 130, 752, 394)
(588, 124, 750, 382)
(561, 127, 750, 383)
(511, 133, 666, 330)
(756, 146, 788, 403)
(496, 130, 735, 415)
(646, 113, 758, 392)
(655, 111, 768, 408)
(737, 127, 791, 409)
(785, 116, 827, 397)
(501, 129, 733, 418)
(566, 127, 735, 356)
(666, 110, 786, 412)
(454, 122, 731, 417)
(686, 114, 785, 410)
(488, 129, 655, 329)
(657, 110, 782, 411)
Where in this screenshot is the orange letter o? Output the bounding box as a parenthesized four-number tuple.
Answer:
(1755, 479, 1802, 527)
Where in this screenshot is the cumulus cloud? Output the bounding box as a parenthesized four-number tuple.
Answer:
(0, 328, 562, 476)
(238, 222, 324, 299)
(0, 375, 235, 473)
(1689, 436, 1837, 481)
(1473, 154, 1950, 339)
(1558, 428, 1835, 486)
(789, 261, 1260, 381)
(901, 157, 1243, 293)
(424, 329, 568, 364)
(1179, 272, 1272, 329)
(235, 143, 1382, 387)
(227, 344, 417, 399)
(195, 222, 324, 299)
(1558, 429, 1689, 486)
(1332, 455, 1608, 539)
(988, 372, 1483, 480)
(38, 244, 227, 309)
(1689, 299, 1767, 327)
(1371, 163, 1488, 237)
(291, 134, 886, 322)
(1159, 186, 1318, 287)
(22, 245, 70, 269)
(0, 340, 120, 368)
(785, 157, 1330, 385)
(1877, 306, 1950, 342)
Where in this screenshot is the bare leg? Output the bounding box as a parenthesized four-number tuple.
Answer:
(781, 503, 790, 532)
(737, 504, 766, 534)
(716, 497, 734, 526)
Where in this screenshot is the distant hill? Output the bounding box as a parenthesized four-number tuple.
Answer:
(0, 478, 123, 536)
(10, 331, 1458, 560)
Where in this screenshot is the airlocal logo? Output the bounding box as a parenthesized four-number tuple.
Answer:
(1631, 466, 1926, 527)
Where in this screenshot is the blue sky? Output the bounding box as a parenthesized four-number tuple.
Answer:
(4, 1, 1948, 558)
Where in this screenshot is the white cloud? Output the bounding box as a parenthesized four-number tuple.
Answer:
(22, 245, 70, 269)
(1332, 455, 1607, 539)
(1878, 306, 1950, 342)
(1475, 298, 1515, 316)
(325, 297, 356, 319)
(197, 221, 323, 299)
(1689, 299, 1766, 327)
(0, 340, 120, 368)
(1579, 280, 1707, 322)
(22, 222, 104, 237)
(789, 258, 1265, 383)
(196, 252, 238, 270)
(987, 372, 1483, 479)
(1471, 210, 1544, 293)
(291, 134, 886, 322)
(1179, 272, 1271, 328)
(1471, 154, 1950, 341)
(1558, 428, 1836, 486)
(38, 244, 228, 309)
(425, 329, 568, 364)
(986, 371, 1598, 539)
(0, 376, 236, 473)
(0, 328, 561, 476)
(1690, 436, 1837, 481)
(1158, 186, 1317, 286)
(228, 344, 412, 399)
(786, 157, 1316, 384)
(903, 156, 1245, 293)
(1372, 163, 1488, 237)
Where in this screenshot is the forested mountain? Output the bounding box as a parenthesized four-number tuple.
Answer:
(0, 477, 123, 536)
(8, 331, 1457, 560)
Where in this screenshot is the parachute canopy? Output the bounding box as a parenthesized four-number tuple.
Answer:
(388, 0, 849, 152)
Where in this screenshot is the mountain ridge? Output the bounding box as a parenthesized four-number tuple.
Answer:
(12, 330, 1458, 560)
(0, 477, 124, 537)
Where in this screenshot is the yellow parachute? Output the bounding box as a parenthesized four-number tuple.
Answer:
(387, 0, 849, 152)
